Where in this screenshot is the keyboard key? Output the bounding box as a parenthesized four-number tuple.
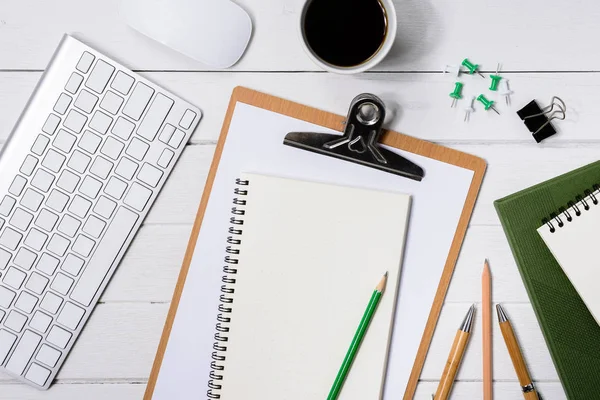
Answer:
(69, 195, 92, 218)
(0, 196, 16, 216)
(9, 175, 27, 196)
(168, 129, 186, 148)
(36, 344, 60, 367)
(42, 114, 61, 135)
(126, 138, 149, 161)
(65, 72, 84, 94)
(0, 330, 17, 365)
(46, 189, 70, 213)
(3, 267, 26, 289)
(57, 302, 85, 330)
(179, 109, 197, 129)
(73, 89, 98, 114)
(158, 124, 175, 144)
(21, 188, 44, 212)
(0, 287, 15, 308)
(25, 273, 49, 295)
(101, 137, 125, 160)
(53, 93, 72, 115)
(31, 169, 55, 192)
(111, 71, 134, 95)
(115, 157, 138, 180)
(76, 52, 95, 73)
(89, 156, 113, 180)
(122, 82, 154, 120)
(46, 234, 70, 257)
(72, 235, 95, 257)
(29, 310, 51, 333)
(138, 163, 163, 187)
(104, 177, 127, 200)
(100, 91, 123, 115)
(83, 215, 106, 238)
(46, 325, 71, 349)
(123, 183, 152, 212)
(42, 149, 66, 173)
(71, 207, 138, 306)
(67, 150, 91, 174)
(15, 292, 38, 314)
(111, 117, 135, 140)
(14, 247, 36, 270)
(36, 253, 60, 275)
(0, 249, 11, 270)
(62, 254, 84, 276)
(63, 109, 87, 133)
(5, 330, 41, 375)
(56, 170, 80, 193)
(35, 209, 59, 232)
(20, 155, 38, 176)
(57, 215, 81, 238)
(51, 273, 73, 295)
(137, 93, 173, 141)
(0, 228, 22, 250)
(94, 196, 116, 219)
(86, 59, 115, 93)
(24, 229, 48, 251)
(40, 292, 62, 314)
(79, 176, 103, 198)
(31, 135, 50, 156)
(25, 363, 51, 386)
(157, 148, 173, 168)
(4, 310, 27, 332)
(89, 110, 113, 134)
(78, 130, 102, 154)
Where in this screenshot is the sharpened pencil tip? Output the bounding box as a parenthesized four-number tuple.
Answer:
(384, 271, 388, 277)
(376, 272, 388, 293)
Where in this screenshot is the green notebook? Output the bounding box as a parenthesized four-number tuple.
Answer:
(495, 161, 600, 399)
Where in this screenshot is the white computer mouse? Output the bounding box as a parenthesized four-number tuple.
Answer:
(121, 0, 252, 68)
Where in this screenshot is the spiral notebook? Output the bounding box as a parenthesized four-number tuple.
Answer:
(538, 186, 600, 325)
(211, 173, 410, 399)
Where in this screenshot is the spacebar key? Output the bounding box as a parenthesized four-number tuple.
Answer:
(71, 207, 138, 306)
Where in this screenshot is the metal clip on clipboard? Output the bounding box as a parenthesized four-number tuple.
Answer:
(283, 93, 425, 181)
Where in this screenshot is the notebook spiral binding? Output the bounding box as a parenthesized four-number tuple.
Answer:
(207, 177, 249, 399)
(543, 184, 600, 233)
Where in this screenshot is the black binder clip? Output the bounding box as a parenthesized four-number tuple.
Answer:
(283, 94, 425, 181)
(517, 96, 566, 143)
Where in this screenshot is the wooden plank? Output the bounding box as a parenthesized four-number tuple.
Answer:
(2, 0, 600, 72)
(0, 383, 144, 399)
(0, 71, 593, 143)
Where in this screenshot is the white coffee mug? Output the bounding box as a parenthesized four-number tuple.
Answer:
(299, 0, 397, 74)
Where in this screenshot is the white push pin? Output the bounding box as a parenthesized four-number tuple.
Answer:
(464, 96, 476, 122)
(499, 79, 514, 106)
(443, 64, 462, 77)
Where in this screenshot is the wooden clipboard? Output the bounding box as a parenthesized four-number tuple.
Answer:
(144, 87, 486, 400)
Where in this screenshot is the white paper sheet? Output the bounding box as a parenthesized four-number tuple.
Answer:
(152, 103, 474, 399)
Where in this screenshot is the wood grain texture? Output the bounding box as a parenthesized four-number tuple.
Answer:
(434, 330, 471, 400)
(482, 261, 493, 400)
(143, 87, 486, 400)
(499, 319, 539, 400)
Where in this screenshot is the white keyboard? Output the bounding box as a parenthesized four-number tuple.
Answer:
(0, 35, 200, 389)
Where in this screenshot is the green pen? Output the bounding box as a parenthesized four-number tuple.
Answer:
(327, 272, 388, 400)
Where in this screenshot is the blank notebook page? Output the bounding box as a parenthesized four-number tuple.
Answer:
(219, 173, 411, 399)
(538, 199, 600, 325)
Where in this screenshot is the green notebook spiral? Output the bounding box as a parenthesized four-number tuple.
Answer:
(495, 161, 600, 399)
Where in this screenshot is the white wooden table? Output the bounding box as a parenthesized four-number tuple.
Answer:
(3, 0, 596, 398)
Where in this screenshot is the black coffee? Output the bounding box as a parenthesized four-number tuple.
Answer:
(303, 0, 388, 67)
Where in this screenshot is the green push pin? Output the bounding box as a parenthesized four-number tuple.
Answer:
(477, 94, 500, 114)
(489, 63, 502, 91)
(449, 82, 463, 108)
(461, 58, 485, 78)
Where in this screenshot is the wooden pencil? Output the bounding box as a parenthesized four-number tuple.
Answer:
(482, 260, 493, 400)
